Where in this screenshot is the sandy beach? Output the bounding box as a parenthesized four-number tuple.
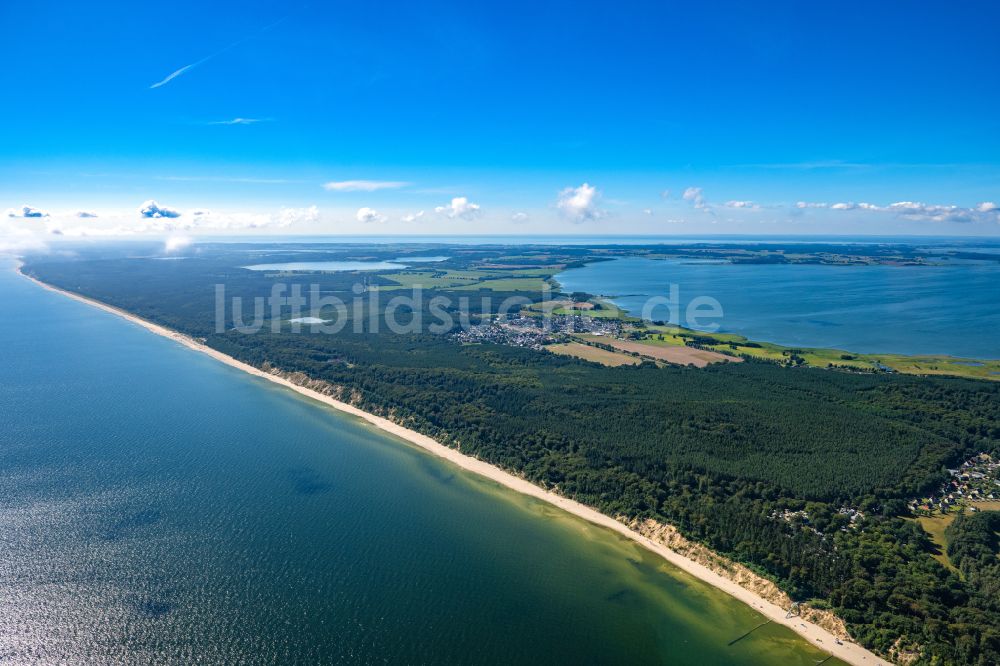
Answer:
(20, 266, 890, 666)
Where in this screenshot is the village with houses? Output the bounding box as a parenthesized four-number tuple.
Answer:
(454, 312, 624, 350)
(910, 453, 1000, 516)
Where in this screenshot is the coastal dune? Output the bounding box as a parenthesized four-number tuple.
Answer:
(20, 266, 889, 666)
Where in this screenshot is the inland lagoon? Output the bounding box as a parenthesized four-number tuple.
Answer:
(557, 256, 1000, 359)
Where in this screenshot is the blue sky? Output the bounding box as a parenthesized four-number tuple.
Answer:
(2, 0, 999, 239)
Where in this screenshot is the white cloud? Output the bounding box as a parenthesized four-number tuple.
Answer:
(164, 235, 194, 253)
(885, 202, 923, 213)
(148, 209, 228, 230)
(725, 200, 759, 209)
(556, 183, 603, 221)
(47, 224, 139, 238)
(274, 206, 320, 227)
(641, 208, 654, 216)
(827, 202, 878, 211)
(6, 205, 49, 218)
(511, 212, 529, 222)
(76, 210, 98, 218)
(813, 199, 1000, 224)
(139, 200, 182, 218)
(150, 63, 197, 89)
(323, 180, 410, 192)
(356, 207, 386, 224)
(682, 187, 705, 209)
(148, 11, 296, 89)
(208, 117, 268, 125)
(31, 205, 321, 238)
(435, 196, 482, 220)
(156, 206, 318, 230)
(796, 201, 828, 209)
(884, 201, 991, 224)
(401, 210, 425, 223)
(0, 222, 48, 253)
(659, 189, 671, 199)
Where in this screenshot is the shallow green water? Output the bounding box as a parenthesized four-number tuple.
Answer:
(0, 261, 840, 664)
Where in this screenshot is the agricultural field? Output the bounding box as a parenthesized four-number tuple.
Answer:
(577, 334, 739, 368)
(545, 342, 641, 366)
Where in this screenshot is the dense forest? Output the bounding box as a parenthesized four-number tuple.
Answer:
(23, 244, 1000, 664)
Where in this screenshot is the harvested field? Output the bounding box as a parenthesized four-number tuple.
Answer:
(546, 342, 642, 366)
(593, 338, 740, 368)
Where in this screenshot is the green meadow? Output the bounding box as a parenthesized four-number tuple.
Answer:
(638, 324, 1000, 381)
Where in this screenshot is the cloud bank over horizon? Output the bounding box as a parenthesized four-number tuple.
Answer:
(2, 185, 999, 241)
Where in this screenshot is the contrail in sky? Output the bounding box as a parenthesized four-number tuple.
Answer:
(150, 61, 206, 89)
(149, 12, 296, 89)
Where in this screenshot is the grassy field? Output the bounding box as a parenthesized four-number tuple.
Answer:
(553, 299, 625, 318)
(378, 267, 558, 292)
(378, 266, 560, 293)
(637, 325, 1000, 381)
(640, 330, 697, 347)
(545, 342, 641, 366)
(377, 270, 484, 289)
(913, 501, 1000, 570)
(915, 513, 958, 570)
(526, 298, 629, 319)
(452, 277, 552, 291)
(873, 355, 1000, 381)
(484, 267, 563, 277)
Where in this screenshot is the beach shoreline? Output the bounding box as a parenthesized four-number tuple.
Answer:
(19, 265, 889, 666)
